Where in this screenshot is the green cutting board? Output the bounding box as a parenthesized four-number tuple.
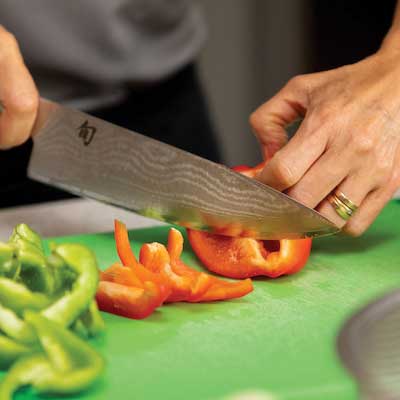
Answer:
(5, 201, 400, 400)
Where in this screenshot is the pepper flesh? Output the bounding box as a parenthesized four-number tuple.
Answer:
(187, 162, 313, 279)
(42, 244, 99, 327)
(0, 223, 105, 399)
(96, 281, 162, 319)
(0, 334, 31, 371)
(97, 222, 253, 319)
(0, 279, 50, 314)
(139, 227, 253, 302)
(25, 311, 105, 395)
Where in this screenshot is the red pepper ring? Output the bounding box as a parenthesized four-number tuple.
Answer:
(187, 162, 313, 279)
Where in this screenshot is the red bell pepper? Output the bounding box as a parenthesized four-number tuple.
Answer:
(139, 228, 253, 303)
(98, 221, 253, 320)
(96, 281, 161, 320)
(187, 162, 313, 279)
(114, 220, 171, 302)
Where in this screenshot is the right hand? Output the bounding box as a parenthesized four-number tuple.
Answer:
(0, 25, 39, 149)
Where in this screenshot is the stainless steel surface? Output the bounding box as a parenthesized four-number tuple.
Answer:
(338, 289, 400, 400)
(28, 100, 339, 240)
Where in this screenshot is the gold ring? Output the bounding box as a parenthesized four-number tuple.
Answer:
(335, 191, 358, 212)
(327, 193, 354, 221)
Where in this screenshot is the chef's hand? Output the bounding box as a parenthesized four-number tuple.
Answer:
(0, 25, 39, 149)
(250, 33, 400, 236)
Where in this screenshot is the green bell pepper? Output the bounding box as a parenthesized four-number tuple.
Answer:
(8, 224, 53, 293)
(0, 334, 31, 370)
(43, 243, 99, 327)
(0, 354, 50, 400)
(0, 279, 50, 314)
(25, 311, 105, 394)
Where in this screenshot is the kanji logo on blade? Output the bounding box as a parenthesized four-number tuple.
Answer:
(78, 120, 97, 146)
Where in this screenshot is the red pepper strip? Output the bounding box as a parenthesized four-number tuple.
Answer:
(166, 228, 213, 301)
(197, 279, 253, 302)
(167, 228, 252, 302)
(232, 160, 267, 178)
(100, 262, 144, 288)
(114, 220, 138, 268)
(96, 281, 161, 319)
(139, 242, 192, 303)
(187, 162, 312, 279)
(114, 220, 170, 302)
(140, 228, 253, 302)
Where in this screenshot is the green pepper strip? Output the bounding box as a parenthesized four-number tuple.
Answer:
(8, 225, 53, 293)
(25, 311, 105, 395)
(71, 318, 89, 339)
(0, 354, 51, 400)
(0, 243, 100, 345)
(79, 300, 105, 338)
(0, 243, 19, 280)
(0, 334, 31, 370)
(43, 244, 99, 327)
(0, 278, 51, 315)
(0, 304, 36, 344)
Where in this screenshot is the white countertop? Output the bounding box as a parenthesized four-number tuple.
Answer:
(0, 199, 164, 241)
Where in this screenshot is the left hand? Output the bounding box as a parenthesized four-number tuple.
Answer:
(249, 46, 400, 236)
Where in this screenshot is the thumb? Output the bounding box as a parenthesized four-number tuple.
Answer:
(249, 75, 312, 159)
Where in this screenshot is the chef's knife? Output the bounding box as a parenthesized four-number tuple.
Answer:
(27, 99, 339, 240)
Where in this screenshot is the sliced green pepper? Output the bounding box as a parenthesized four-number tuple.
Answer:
(43, 244, 99, 327)
(0, 279, 51, 315)
(79, 300, 105, 338)
(9, 224, 43, 250)
(0, 354, 50, 400)
(0, 304, 35, 344)
(25, 311, 105, 394)
(0, 243, 19, 280)
(9, 225, 53, 293)
(0, 334, 31, 370)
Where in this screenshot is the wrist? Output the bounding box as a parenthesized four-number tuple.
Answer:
(379, 28, 400, 55)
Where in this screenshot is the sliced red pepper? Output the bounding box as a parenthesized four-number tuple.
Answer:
(166, 228, 213, 301)
(100, 262, 144, 288)
(187, 230, 311, 278)
(232, 160, 266, 178)
(114, 220, 170, 302)
(140, 228, 253, 302)
(139, 242, 193, 303)
(96, 281, 161, 319)
(114, 220, 138, 268)
(198, 279, 253, 302)
(187, 162, 313, 279)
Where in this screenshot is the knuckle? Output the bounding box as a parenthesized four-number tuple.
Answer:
(270, 154, 296, 187)
(0, 29, 18, 56)
(288, 186, 316, 207)
(249, 111, 265, 134)
(8, 90, 39, 116)
(350, 134, 374, 154)
(287, 74, 307, 90)
(374, 158, 393, 183)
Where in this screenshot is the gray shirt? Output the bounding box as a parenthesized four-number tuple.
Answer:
(1, 0, 206, 109)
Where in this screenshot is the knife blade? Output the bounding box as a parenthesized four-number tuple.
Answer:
(27, 99, 339, 240)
